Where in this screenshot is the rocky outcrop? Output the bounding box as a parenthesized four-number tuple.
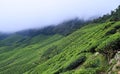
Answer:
(108, 51, 120, 74)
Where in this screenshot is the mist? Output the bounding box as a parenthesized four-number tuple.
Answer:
(0, 0, 120, 32)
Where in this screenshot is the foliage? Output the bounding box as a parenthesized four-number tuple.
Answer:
(0, 9, 120, 74)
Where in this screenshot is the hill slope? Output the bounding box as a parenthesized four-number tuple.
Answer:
(0, 21, 120, 74)
(0, 5, 120, 74)
(27, 22, 120, 74)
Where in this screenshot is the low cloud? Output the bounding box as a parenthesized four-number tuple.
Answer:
(0, 0, 120, 32)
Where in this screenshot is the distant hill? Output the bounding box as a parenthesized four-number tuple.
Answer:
(16, 18, 88, 36)
(0, 33, 9, 40)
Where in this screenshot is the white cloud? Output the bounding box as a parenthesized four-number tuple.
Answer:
(0, 0, 120, 32)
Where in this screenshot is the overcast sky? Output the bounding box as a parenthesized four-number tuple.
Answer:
(0, 0, 120, 32)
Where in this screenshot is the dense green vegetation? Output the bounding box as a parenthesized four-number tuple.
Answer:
(0, 21, 120, 74)
(0, 5, 120, 74)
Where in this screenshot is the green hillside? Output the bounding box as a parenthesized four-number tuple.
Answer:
(26, 22, 120, 74)
(0, 21, 120, 74)
(0, 5, 120, 74)
(0, 34, 63, 74)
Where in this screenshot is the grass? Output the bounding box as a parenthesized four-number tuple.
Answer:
(0, 21, 120, 74)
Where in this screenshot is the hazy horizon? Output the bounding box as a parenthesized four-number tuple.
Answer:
(0, 0, 120, 32)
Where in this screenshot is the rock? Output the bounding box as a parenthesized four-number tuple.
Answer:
(109, 59, 115, 65)
(95, 52, 99, 56)
(108, 51, 120, 74)
(118, 71, 120, 74)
